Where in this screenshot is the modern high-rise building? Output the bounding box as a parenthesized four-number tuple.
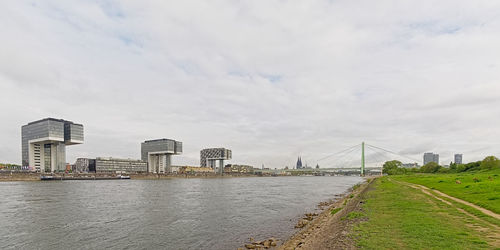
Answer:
(454, 154, 463, 164)
(22, 118, 83, 173)
(141, 138, 182, 173)
(200, 148, 232, 174)
(423, 152, 439, 165)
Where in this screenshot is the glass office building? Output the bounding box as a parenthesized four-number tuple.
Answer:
(22, 118, 84, 173)
(423, 152, 439, 165)
(454, 154, 463, 165)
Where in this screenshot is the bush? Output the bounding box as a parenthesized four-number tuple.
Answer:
(464, 161, 481, 172)
(420, 162, 441, 173)
(480, 156, 500, 170)
(456, 164, 466, 173)
(438, 168, 449, 173)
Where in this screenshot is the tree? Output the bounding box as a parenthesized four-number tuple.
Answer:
(449, 162, 457, 172)
(383, 160, 403, 175)
(480, 156, 500, 170)
(463, 161, 481, 171)
(420, 162, 441, 173)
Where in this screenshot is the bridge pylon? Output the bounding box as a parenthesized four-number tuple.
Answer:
(361, 142, 365, 176)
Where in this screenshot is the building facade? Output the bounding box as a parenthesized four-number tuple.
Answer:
(178, 166, 214, 174)
(95, 157, 147, 173)
(224, 164, 254, 174)
(141, 138, 182, 173)
(423, 152, 439, 165)
(402, 163, 419, 168)
(74, 158, 96, 172)
(200, 148, 232, 174)
(454, 154, 463, 165)
(22, 118, 83, 173)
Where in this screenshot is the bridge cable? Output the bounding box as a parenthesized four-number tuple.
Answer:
(316, 143, 361, 162)
(321, 146, 359, 168)
(365, 143, 420, 163)
(321, 145, 360, 168)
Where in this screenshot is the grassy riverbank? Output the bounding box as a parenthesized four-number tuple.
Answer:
(353, 176, 500, 249)
(280, 172, 500, 249)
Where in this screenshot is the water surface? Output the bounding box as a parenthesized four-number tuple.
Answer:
(0, 176, 361, 249)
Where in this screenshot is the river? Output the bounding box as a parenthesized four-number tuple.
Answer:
(0, 176, 361, 249)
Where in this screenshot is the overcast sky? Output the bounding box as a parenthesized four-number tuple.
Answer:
(1, 1, 500, 168)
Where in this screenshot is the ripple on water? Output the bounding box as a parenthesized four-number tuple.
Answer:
(0, 176, 361, 250)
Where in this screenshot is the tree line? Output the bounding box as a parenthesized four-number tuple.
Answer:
(382, 156, 500, 175)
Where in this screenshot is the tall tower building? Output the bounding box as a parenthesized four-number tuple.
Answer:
(423, 152, 439, 165)
(22, 118, 84, 173)
(454, 154, 463, 164)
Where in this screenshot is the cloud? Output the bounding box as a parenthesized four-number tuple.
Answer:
(1, 0, 500, 168)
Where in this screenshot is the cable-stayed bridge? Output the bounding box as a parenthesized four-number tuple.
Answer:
(302, 142, 419, 176)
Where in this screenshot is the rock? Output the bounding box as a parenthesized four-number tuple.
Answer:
(295, 219, 309, 228)
(270, 241, 277, 247)
(245, 244, 256, 249)
(263, 240, 271, 247)
(456, 180, 461, 184)
(318, 201, 329, 207)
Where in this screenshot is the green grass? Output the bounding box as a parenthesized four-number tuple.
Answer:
(330, 207, 342, 215)
(354, 178, 493, 249)
(391, 168, 500, 214)
(342, 211, 366, 220)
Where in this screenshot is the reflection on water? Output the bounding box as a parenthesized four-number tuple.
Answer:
(0, 176, 361, 249)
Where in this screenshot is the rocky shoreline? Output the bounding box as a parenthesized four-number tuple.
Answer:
(240, 178, 374, 250)
(279, 178, 374, 249)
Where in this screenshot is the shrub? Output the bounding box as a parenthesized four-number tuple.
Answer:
(464, 161, 481, 171)
(438, 168, 449, 173)
(480, 156, 500, 170)
(456, 164, 466, 173)
(420, 162, 441, 173)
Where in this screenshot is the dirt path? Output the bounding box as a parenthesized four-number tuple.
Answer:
(393, 179, 500, 220)
(392, 179, 500, 247)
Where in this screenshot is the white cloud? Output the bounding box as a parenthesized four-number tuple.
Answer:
(1, 0, 500, 167)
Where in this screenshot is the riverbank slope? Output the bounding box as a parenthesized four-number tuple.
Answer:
(281, 175, 500, 249)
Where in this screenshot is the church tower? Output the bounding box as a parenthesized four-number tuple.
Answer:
(296, 157, 303, 169)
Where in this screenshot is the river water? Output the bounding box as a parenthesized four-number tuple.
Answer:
(0, 176, 361, 249)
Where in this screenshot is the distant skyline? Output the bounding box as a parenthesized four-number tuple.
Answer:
(1, 1, 500, 168)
